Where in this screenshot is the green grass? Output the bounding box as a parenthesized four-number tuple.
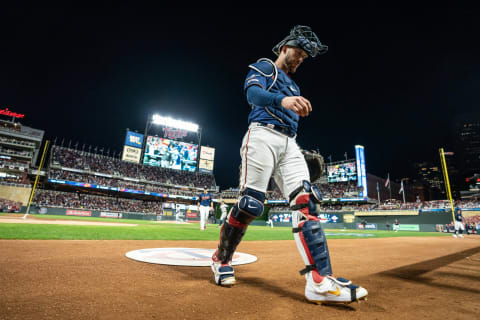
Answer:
(17, 213, 159, 225)
(0, 213, 453, 240)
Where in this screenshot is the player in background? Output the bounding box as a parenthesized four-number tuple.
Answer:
(218, 201, 228, 227)
(197, 186, 213, 230)
(266, 212, 274, 228)
(453, 207, 465, 238)
(210, 25, 367, 304)
(393, 218, 399, 232)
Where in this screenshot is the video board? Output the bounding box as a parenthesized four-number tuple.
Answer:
(327, 161, 357, 183)
(143, 136, 198, 172)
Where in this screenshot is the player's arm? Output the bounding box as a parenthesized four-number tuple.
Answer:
(245, 78, 311, 117)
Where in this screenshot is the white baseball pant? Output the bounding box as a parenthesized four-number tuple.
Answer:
(199, 205, 210, 230)
(220, 210, 228, 221)
(239, 123, 309, 197)
(454, 221, 465, 231)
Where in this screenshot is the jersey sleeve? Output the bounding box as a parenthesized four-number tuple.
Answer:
(246, 85, 286, 109)
(244, 69, 268, 91)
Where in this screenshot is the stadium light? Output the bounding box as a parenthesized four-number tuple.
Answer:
(152, 114, 199, 132)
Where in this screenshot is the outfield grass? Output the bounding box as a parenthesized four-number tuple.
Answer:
(0, 213, 453, 240)
(21, 213, 159, 225)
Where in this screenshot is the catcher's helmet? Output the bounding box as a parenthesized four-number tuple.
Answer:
(272, 25, 328, 58)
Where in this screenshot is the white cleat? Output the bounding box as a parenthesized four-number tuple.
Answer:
(459, 234, 464, 238)
(452, 234, 457, 238)
(211, 252, 236, 287)
(305, 273, 368, 305)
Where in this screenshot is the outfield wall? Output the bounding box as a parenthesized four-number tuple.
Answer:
(20, 205, 467, 232)
(23, 206, 159, 221)
(264, 210, 456, 232)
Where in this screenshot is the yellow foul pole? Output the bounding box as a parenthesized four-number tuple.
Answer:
(23, 140, 49, 219)
(439, 148, 456, 223)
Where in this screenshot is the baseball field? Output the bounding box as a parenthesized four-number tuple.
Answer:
(0, 213, 479, 319)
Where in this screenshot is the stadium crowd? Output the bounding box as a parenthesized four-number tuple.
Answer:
(444, 215, 480, 234)
(0, 136, 36, 148)
(49, 169, 200, 197)
(33, 189, 163, 214)
(0, 198, 21, 212)
(0, 146, 33, 158)
(51, 146, 216, 189)
(314, 182, 362, 199)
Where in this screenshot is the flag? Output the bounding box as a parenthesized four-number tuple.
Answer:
(344, 152, 348, 160)
(385, 174, 390, 188)
(399, 180, 404, 194)
(376, 182, 379, 193)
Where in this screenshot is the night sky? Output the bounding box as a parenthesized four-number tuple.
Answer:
(2, 7, 480, 189)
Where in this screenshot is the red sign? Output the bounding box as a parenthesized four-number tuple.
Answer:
(0, 108, 25, 119)
(163, 127, 188, 140)
(186, 211, 198, 218)
(66, 210, 92, 216)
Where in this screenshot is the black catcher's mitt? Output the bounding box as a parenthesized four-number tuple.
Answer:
(302, 150, 325, 182)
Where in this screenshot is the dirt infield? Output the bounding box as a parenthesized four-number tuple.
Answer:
(0, 237, 479, 319)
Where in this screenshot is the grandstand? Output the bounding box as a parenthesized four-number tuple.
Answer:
(28, 143, 218, 218)
(0, 109, 474, 234)
(0, 117, 44, 187)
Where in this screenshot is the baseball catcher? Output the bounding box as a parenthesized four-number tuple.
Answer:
(210, 25, 368, 304)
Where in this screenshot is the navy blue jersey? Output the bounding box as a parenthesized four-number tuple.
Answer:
(244, 59, 301, 135)
(198, 193, 213, 206)
(455, 211, 463, 222)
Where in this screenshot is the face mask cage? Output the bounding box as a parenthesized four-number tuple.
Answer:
(272, 25, 328, 58)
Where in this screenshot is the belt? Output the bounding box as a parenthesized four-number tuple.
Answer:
(252, 122, 296, 138)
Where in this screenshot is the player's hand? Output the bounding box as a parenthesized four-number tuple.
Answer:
(281, 96, 312, 117)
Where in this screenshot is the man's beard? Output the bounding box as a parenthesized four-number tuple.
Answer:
(284, 54, 300, 74)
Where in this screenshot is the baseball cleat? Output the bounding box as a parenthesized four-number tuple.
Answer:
(304, 273, 368, 304)
(211, 252, 235, 286)
(452, 234, 457, 238)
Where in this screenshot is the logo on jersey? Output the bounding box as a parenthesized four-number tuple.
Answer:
(289, 85, 297, 93)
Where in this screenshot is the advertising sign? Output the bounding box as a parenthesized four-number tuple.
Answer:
(100, 212, 123, 218)
(125, 131, 144, 149)
(199, 159, 214, 173)
(271, 213, 292, 223)
(318, 213, 341, 223)
(200, 146, 215, 161)
(186, 211, 198, 218)
(357, 223, 377, 230)
(122, 145, 142, 163)
(66, 210, 92, 217)
(355, 145, 368, 197)
(398, 224, 420, 231)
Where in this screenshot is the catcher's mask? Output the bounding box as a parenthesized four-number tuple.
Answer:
(272, 25, 328, 58)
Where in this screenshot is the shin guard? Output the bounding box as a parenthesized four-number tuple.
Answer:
(291, 181, 332, 281)
(215, 188, 265, 264)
